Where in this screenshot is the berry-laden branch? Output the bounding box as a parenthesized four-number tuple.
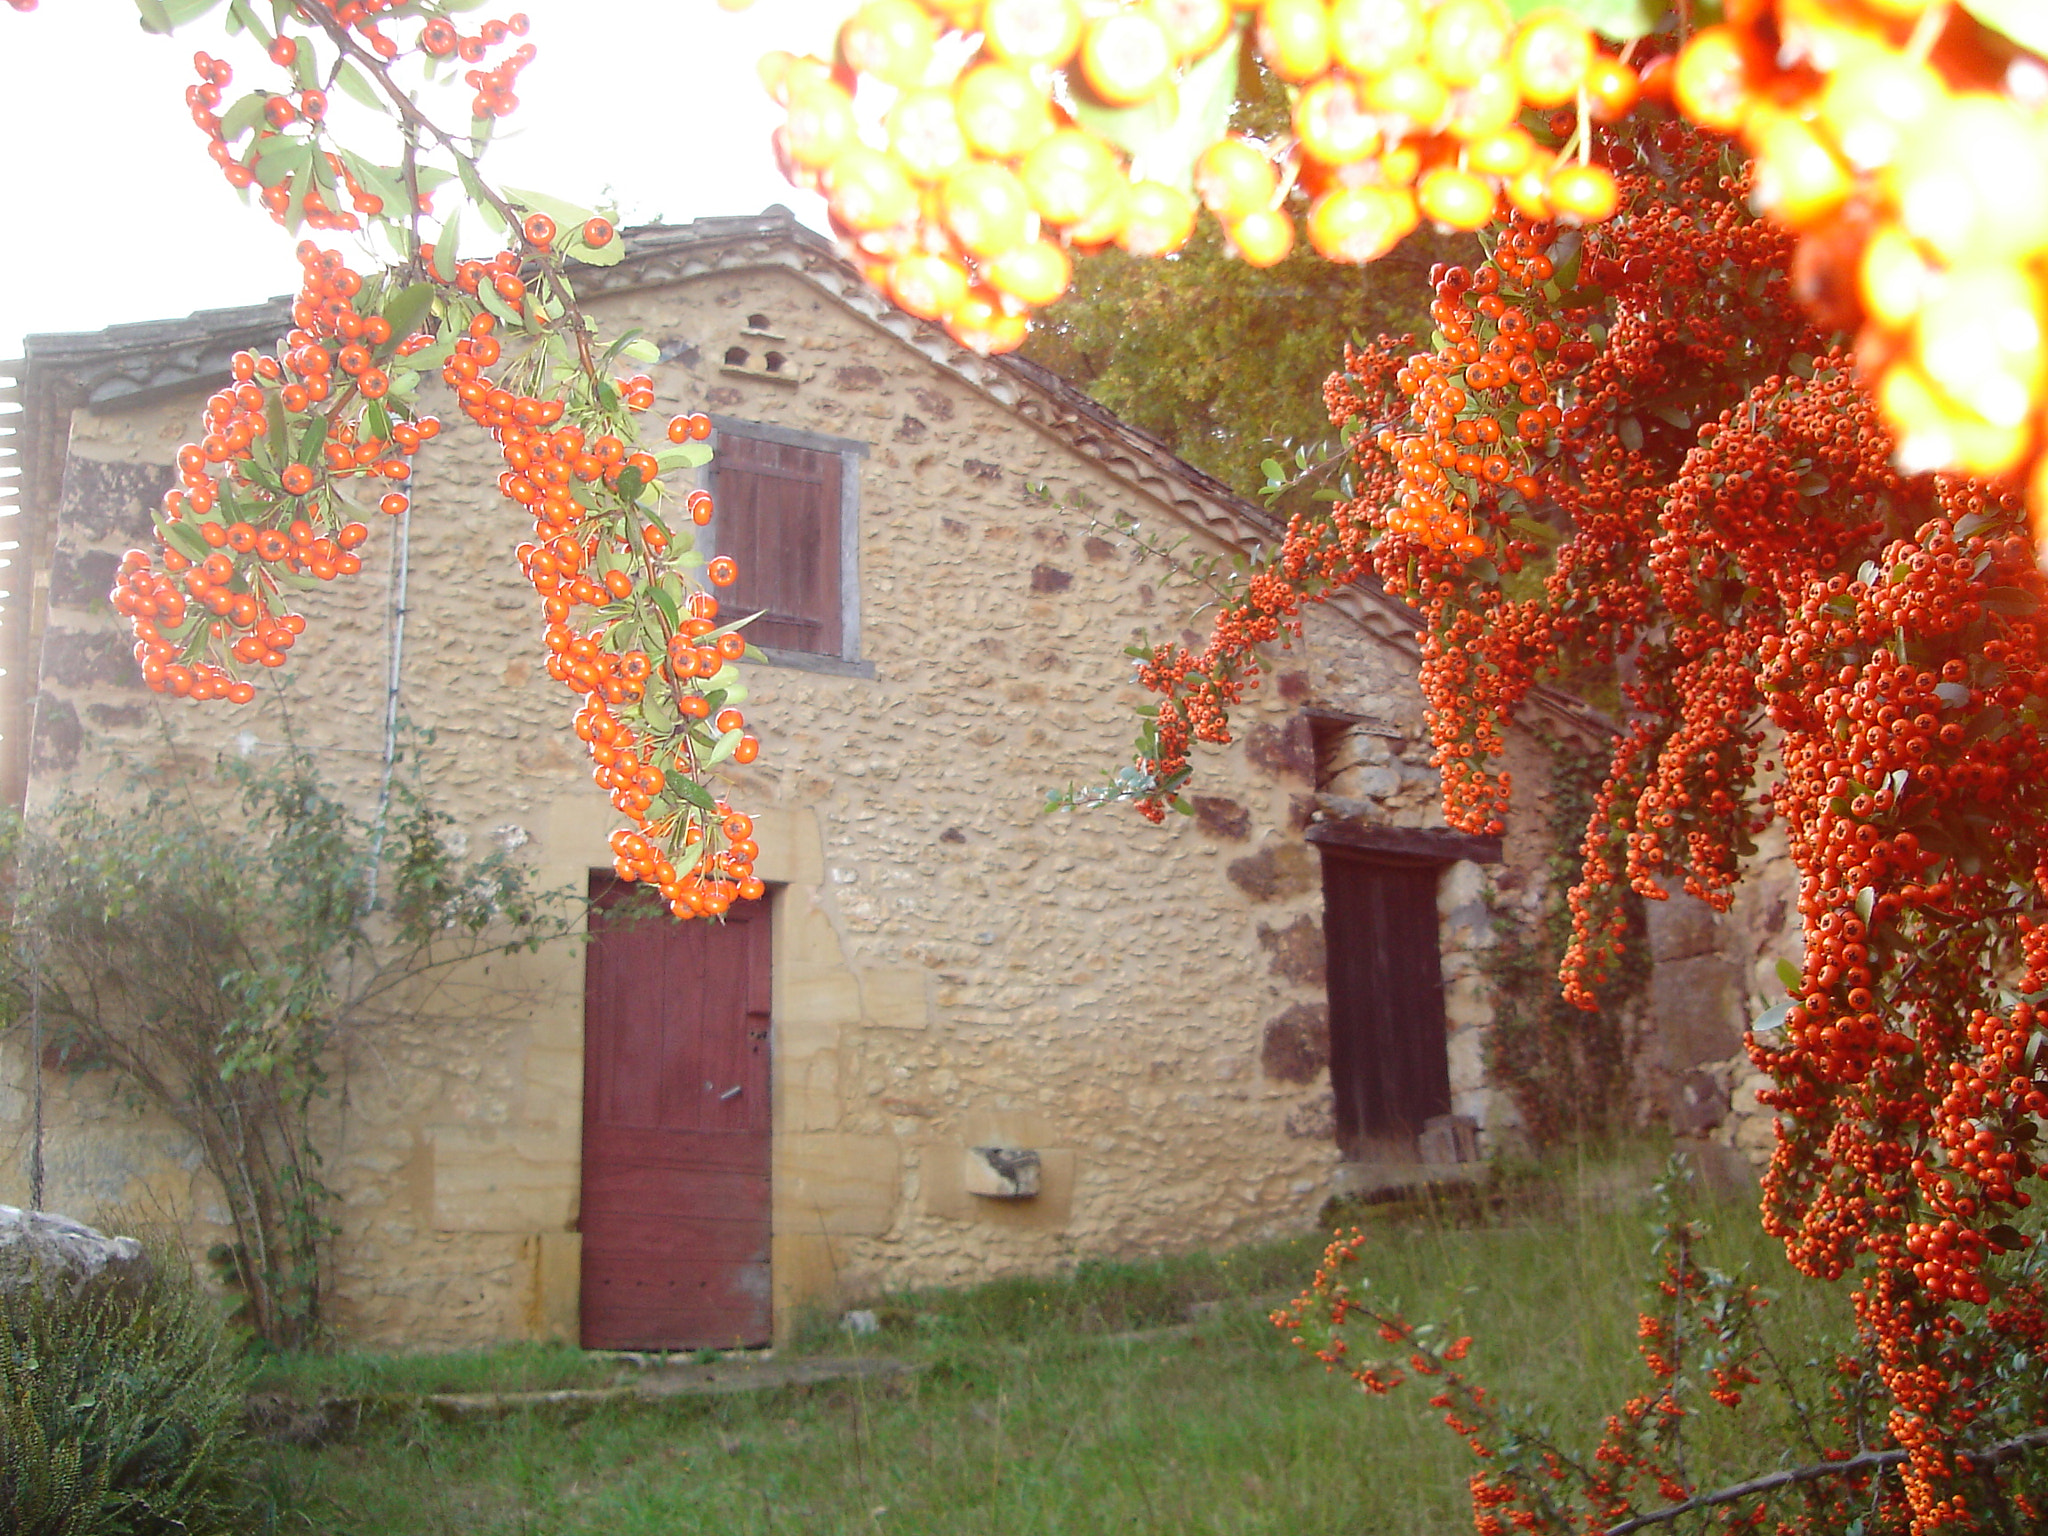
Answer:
(780, 0, 2048, 544)
(37, 0, 770, 921)
(1281, 1172, 2048, 1534)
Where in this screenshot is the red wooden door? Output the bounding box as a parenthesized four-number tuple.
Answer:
(580, 877, 772, 1349)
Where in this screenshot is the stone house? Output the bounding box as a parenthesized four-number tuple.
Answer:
(0, 208, 1688, 1351)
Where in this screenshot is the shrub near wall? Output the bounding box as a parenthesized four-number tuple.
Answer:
(0, 1257, 266, 1535)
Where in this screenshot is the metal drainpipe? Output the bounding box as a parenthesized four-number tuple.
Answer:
(363, 463, 415, 908)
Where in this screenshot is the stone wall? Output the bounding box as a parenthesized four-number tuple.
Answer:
(3, 251, 1588, 1347)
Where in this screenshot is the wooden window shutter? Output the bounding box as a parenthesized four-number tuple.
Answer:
(713, 432, 843, 654)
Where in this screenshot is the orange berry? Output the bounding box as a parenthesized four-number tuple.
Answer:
(1672, 24, 1764, 134)
(1117, 180, 1197, 256)
(828, 146, 918, 232)
(1022, 128, 1123, 226)
(1418, 166, 1498, 231)
(1582, 54, 1638, 122)
(889, 250, 973, 321)
(1294, 76, 1378, 165)
(786, 80, 860, 168)
(887, 88, 970, 183)
(1330, 0, 1422, 75)
(1306, 185, 1417, 263)
(983, 0, 1082, 67)
(1425, 0, 1510, 88)
(1195, 136, 1280, 219)
(955, 62, 1053, 158)
(1081, 11, 1173, 105)
(941, 160, 1033, 257)
(1257, 0, 1330, 82)
(1228, 208, 1294, 267)
(1147, 0, 1231, 60)
(985, 239, 1074, 306)
(1546, 161, 1617, 224)
(838, 0, 936, 88)
(1507, 9, 1591, 109)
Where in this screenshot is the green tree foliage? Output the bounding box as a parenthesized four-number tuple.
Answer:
(5, 747, 580, 1349)
(1023, 224, 1468, 502)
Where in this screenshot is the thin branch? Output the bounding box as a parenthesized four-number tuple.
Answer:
(1603, 1426, 2048, 1536)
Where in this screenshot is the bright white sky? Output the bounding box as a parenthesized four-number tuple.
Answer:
(0, 0, 840, 363)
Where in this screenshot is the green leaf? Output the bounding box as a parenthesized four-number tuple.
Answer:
(161, 520, 212, 563)
(334, 60, 384, 112)
(338, 150, 409, 216)
(431, 209, 462, 280)
(564, 227, 625, 268)
(617, 338, 661, 365)
(134, 0, 175, 31)
(297, 410, 330, 466)
(705, 727, 744, 767)
(1616, 416, 1644, 452)
(655, 443, 713, 472)
(457, 157, 507, 233)
(615, 466, 646, 503)
(503, 184, 599, 230)
(378, 282, 435, 348)
(647, 580, 680, 632)
(1963, 0, 2048, 55)
(1982, 587, 2040, 617)
(219, 91, 270, 144)
(1069, 22, 1243, 194)
(672, 775, 719, 814)
(1775, 957, 1803, 993)
(251, 139, 310, 190)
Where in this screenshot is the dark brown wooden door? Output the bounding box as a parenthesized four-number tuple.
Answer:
(1320, 851, 1451, 1156)
(710, 432, 843, 654)
(580, 877, 772, 1349)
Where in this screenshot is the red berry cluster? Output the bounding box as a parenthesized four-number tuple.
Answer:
(439, 301, 764, 920)
(110, 243, 438, 704)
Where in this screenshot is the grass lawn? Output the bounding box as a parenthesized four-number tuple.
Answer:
(254, 1150, 1849, 1535)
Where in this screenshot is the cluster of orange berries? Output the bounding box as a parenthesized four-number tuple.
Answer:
(768, 0, 1661, 351)
(1674, 3, 2048, 522)
(439, 310, 764, 919)
(419, 11, 530, 61)
(111, 244, 438, 704)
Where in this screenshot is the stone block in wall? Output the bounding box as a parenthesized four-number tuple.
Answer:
(1650, 953, 1746, 1070)
(1256, 914, 1325, 984)
(1228, 842, 1316, 901)
(1647, 891, 1724, 962)
(1670, 1069, 1730, 1134)
(780, 965, 862, 1029)
(750, 805, 823, 887)
(778, 1046, 842, 1133)
(771, 1231, 846, 1336)
(860, 966, 930, 1030)
(427, 1124, 578, 1232)
(520, 1231, 580, 1343)
(1245, 717, 1314, 781)
(1260, 1003, 1328, 1083)
(922, 1141, 1075, 1228)
(1444, 973, 1492, 1032)
(776, 1133, 899, 1236)
(780, 899, 845, 967)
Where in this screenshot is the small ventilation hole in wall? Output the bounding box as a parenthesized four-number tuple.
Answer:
(724, 346, 749, 367)
(764, 351, 786, 373)
(747, 312, 770, 330)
